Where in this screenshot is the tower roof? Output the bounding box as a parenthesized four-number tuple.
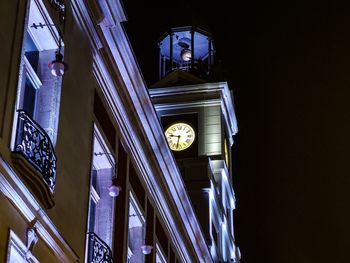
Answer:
(150, 69, 206, 88)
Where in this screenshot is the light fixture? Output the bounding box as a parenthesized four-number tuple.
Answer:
(178, 37, 192, 62)
(47, 1, 67, 77)
(181, 48, 191, 61)
(141, 244, 153, 255)
(49, 37, 68, 76)
(108, 181, 122, 197)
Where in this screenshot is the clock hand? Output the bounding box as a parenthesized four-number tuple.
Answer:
(176, 135, 180, 148)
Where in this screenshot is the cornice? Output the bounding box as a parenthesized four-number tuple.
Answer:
(149, 82, 239, 146)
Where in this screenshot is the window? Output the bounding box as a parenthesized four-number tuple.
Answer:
(127, 191, 146, 263)
(6, 230, 39, 263)
(13, 0, 63, 146)
(86, 125, 116, 262)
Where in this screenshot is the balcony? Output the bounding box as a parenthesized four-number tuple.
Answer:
(11, 110, 57, 208)
(87, 232, 113, 263)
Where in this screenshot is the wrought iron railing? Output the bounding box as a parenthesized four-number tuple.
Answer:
(87, 232, 113, 263)
(14, 110, 57, 192)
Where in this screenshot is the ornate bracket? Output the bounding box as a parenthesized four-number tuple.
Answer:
(26, 227, 38, 260)
(47, 0, 66, 29)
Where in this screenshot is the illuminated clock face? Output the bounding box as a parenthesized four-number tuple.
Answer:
(165, 122, 195, 151)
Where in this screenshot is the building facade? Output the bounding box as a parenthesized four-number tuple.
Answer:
(0, 1, 240, 262)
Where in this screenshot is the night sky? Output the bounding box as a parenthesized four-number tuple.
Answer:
(122, 1, 350, 262)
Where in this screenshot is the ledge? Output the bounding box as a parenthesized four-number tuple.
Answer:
(11, 152, 55, 209)
(0, 156, 79, 262)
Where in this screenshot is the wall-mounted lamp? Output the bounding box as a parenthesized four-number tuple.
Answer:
(181, 48, 192, 61)
(141, 234, 153, 255)
(47, 0, 68, 77)
(108, 180, 122, 197)
(141, 244, 153, 255)
(49, 37, 68, 76)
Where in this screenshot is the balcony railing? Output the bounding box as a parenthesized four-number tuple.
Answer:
(14, 110, 57, 192)
(87, 232, 113, 263)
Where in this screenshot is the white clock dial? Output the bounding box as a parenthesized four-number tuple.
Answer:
(165, 122, 195, 151)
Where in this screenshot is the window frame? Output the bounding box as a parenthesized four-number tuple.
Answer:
(6, 230, 39, 263)
(155, 243, 167, 263)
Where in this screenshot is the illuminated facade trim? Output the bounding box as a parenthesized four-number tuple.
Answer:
(91, 37, 212, 262)
(70, 0, 213, 261)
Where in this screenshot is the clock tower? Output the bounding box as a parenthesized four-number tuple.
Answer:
(149, 26, 241, 262)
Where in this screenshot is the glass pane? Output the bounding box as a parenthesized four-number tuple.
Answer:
(88, 199, 96, 232)
(22, 78, 36, 117)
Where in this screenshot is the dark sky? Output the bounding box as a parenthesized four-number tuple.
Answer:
(122, 1, 350, 262)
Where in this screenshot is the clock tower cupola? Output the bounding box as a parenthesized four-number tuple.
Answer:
(158, 26, 215, 81)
